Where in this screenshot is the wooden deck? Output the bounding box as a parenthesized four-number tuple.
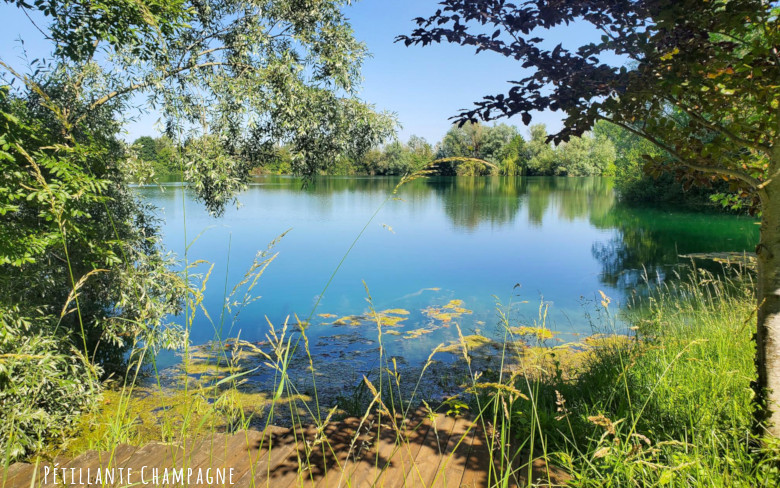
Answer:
(2, 411, 568, 487)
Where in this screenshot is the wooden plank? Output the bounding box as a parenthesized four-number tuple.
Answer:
(459, 420, 494, 488)
(166, 432, 229, 483)
(115, 443, 173, 486)
(197, 432, 246, 478)
(209, 429, 267, 486)
(323, 416, 398, 488)
(260, 420, 352, 488)
(224, 427, 280, 485)
(398, 413, 457, 488)
(104, 444, 139, 470)
(196, 430, 275, 488)
(167, 433, 219, 474)
(1, 463, 28, 485)
(511, 452, 571, 487)
(17, 443, 155, 488)
(184, 433, 239, 488)
(233, 426, 308, 488)
(87, 444, 140, 488)
(364, 409, 433, 488)
(4, 410, 507, 488)
(256, 423, 318, 487)
(9, 452, 72, 488)
(346, 422, 396, 487)
(33, 447, 129, 487)
(288, 417, 366, 488)
(2, 463, 35, 488)
(313, 417, 376, 488)
(431, 416, 477, 488)
(37, 450, 103, 488)
(280, 420, 351, 487)
(80, 441, 182, 488)
(231, 426, 295, 488)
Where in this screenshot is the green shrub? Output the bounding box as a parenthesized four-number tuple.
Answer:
(0, 307, 100, 460)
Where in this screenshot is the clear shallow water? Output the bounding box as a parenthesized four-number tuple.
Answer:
(136, 176, 758, 368)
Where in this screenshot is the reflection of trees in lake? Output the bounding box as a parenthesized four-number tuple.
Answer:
(299, 176, 401, 195)
(139, 176, 758, 296)
(591, 210, 671, 288)
(591, 206, 759, 288)
(525, 177, 615, 226)
(423, 177, 524, 229)
(424, 176, 615, 230)
(526, 178, 553, 226)
(148, 176, 616, 232)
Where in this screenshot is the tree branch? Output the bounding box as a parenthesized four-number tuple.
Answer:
(76, 61, 247, 125)
(665, 96, 772, 156)
(598, 115, 761, 188)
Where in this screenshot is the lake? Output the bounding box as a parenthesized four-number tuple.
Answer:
(136, 176, 758, 372)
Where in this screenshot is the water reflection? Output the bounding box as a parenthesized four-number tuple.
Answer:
(424, 177, 524, 230)
(590, 206, 759, 288)
(139, 175, 756, 293)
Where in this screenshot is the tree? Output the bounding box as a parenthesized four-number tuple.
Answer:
(408, 135, 434, 160)
(480, 123, 519, 163)
(438, 121, 517, 163)
(497, 134, 529, 175)
(133, 136, 158, 162)
(0, 0, 395, 457)
(438, 122, 484, 159)
(553, 132, 617, 176)
(5, 0, 396, 212)
(367, 135, 434, 175)
(131, 135, 178, 178)
(400, 1, 780, 436)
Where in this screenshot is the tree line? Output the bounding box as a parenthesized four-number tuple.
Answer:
(133, 120, 618, 177)
(133, 120, 727, 209)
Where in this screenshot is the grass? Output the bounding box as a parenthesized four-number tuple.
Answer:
(464, 268, 780, 487)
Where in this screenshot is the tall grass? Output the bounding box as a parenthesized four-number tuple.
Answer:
(464, 267, 780, 487)
(39, 272, 777, 485)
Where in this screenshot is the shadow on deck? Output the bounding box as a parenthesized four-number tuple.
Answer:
(3, 410, 569, 487)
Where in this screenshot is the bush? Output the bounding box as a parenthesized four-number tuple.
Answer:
(0, 308, 100, 460)
(1, 69, 186, 461)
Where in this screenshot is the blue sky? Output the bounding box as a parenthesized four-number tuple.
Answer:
(0, 0, 603, 144)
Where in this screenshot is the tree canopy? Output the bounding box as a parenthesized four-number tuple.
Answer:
(5, 0, 396, 210)
(399, 0, 775, 199)
(400, 0, 780, 437)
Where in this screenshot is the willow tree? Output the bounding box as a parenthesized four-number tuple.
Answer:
(400, 0, 780, 436)
(5, 0, 395, 210)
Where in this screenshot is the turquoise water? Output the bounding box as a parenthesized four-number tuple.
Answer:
(136, 176, 758, 367)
